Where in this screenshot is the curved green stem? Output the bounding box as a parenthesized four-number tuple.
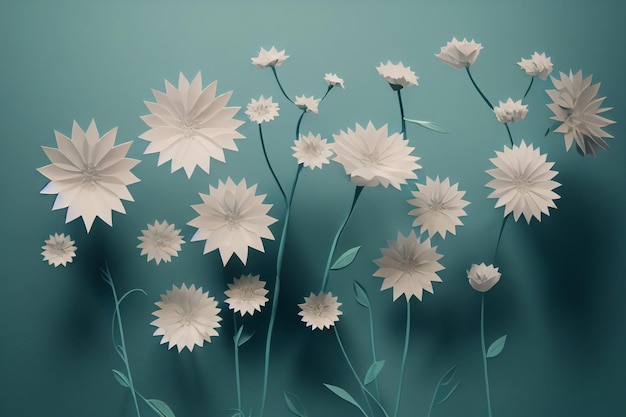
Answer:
(427, 381, 440, 417)
(397, 90, 407, 139)
(493, 214, 510, 262)
(321, 85, 333, 101)
(295, 110, 306, 139)
(481, 294, 493, 417)
(233, 315, 242, 413)
(465, 68, 493, 110)
(523, 76, 534, 99)
(368, 305, 380, 399)
(504, 123, 514, 146)
(258, 124, 287, 203)
(394, 299, 411, 417)
(271, 66, 294, 104)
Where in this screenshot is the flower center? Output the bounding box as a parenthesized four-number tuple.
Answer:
(238, 286, 256, 301)
(360, 151, 380, 167)
(311, 302, 327, 317)
(48, 242, 67, 256)
(80, 163, 100, 187)
(178, 118, 197, 138)
(513, 177, 532, 194)
(304, 142, 322, 156)
(224, 212, 242, 230)
(180, 311, 196, 327)
(565, 109, 584, 129)
(400, 257, 422, 274)
(255, 104, 270, 116)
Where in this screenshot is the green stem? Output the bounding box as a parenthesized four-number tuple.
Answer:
(523, 76, 534, 99)
(368, 305, 380, 399)
(465, 68, 493, 110)
(426, 383, 440, 417)
(493, 214, 510, 262)
(321, 85, 333, 101)
(394, 299, 411, 417)
(504, 123, 514, 146)
(481, 294, 493, 417)
(234, 315, 242, 413)
(397, 90, 407, 139)
(271, 66, 294, 104)
(258, 124, 287, 203)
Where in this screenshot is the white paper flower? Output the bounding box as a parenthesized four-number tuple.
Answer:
(332, 122, 421, 189)
(151, 284, 222, 353)
(407, 177, 470, 239)
(298, 291, 343, 330)
(436, 37, 483, 70)
(137, 220, 185, 265)
(41, 233, 77, 267)
(188, 178, 277, 266)
(493, 98, 528, 123)
(251, 46, 289, 68)
(518, 52, 553, 80)
(376, 61, 419, 89)
(140, 72, 245, 178)
(291, 132, 333, 169)
(224, 274, 269, 316)
(546, 70, 615, 156)
(467, 263, 501, 292)
(373, 231, 444, 301)
(486, 140, 561, 223)
(245, 96, 279, 124)
(324, 73, 345, 89)
(37, 120, 140, 232)
(294, 95, 320, 114)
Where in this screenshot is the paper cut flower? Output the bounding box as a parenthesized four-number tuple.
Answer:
(251, 46, 289, 68)
(332, 121, 421, 189)
(435, 37, 483, 70)
(41, 233, 77, 267)
(467, 263, 501, 292)
(294, 95, 320, 114)
(373, 231, 444, 301)
(407, 177, 470, 239)
(224, 274, 269, 316)
(376, 61, 419, 89)
(298, 291, 343, 330)
(37, 120, 140, 232)
(188, 178, 277, 266)
(245, 96, 279, 124)
(486, 140, 561, 223)
(151, 284, 222, 353)
(292, 132, 333, 169)
(324, 73, 345, 89)
(139, 72, 245, 178)
(518, 52, 553, 80)
(493, 98, 528, 123)
(546, 70, 615, 156)
(137, 220, 185, 265)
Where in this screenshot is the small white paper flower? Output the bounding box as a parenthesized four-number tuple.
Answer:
(298, 291, 343, 330)
(151, 284, 222, 353)
(486, 140, 561, 223)
(324, 73, 345, 89)
(291, 132, 333, 169)
(137, 220, 185, 265)
(140, 72, 245, 178)
(224, 274, 269, 316)
(251, 46, 289, 68)
(518, 52, 553, 80)
(188, 178, 277, 266)
(294, 95, 320, 114)
(467, 263, 501, 292)
(435, 37, 483, 70)
(37, 120, 140, 232)
(407, 177, 470, 239)
(546, 70, 616, 156)
(245, 96, 279, 124)
(332, 122, 421, 189)
(376, 61, 419, 89)
(41, 233, 77, 267)
(493, 98, 528, 123)
(373, 231, 444, 301)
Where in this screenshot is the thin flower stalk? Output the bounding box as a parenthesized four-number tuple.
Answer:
(397, 90, 407, 139)
(481, 294, 493, 417)
(394, 299, 411, 417)
(367, 304, 381, 399)
(233, 315, 242, 413)
(271, 66, 294, 104)
(258, 124, 287, 202)
(523, 76, 534, 98)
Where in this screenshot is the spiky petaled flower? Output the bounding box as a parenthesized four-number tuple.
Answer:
(407, 177, 470, 239)
(518, 52, 553, 80)
(493, 98, 528, 123)
(373, 231, 444, 301)
(467, 263, 501, 292)
(294, 95, 320, 114)
(486, 140, 561, 223)
(324, 73, 345, 89)
(376, 61, 419, 89)
(245, 96, 279, 124)
(332, 121, 421, 189)
(37, 120, 140, 232)
(151, 284, 222, 353)
(291, 132, 333, 170)
(137, 220, 185, 265)
(546, 70, 616, 156)
(41, 233, 77, 267)
(298, 291, 343, 330)
(139, 72, 245, 178)
(224, 274, 269, 316)
(251, 46, 289, 68)
(435, 37, 483, 70)
(188, 178, 277, 266)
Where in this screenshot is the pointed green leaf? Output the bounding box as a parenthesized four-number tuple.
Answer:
(145, 398, 176, 417)
(112, 369, 129, 388)
(284, 391, 307, 417)
(331, 246, 361, 270)
(487, 335, 507, 358)
(323, 384, 368, 416)
(435, 381, 461, 406)
(364, 360, 385, 385)
(233, 325, 244, 345)
(238, 330, 255, 347)
(440, 365, 457, 386)
(544, 121, 561, 137)
(404, 118, 449, 134)
(353, 280, 370, 308)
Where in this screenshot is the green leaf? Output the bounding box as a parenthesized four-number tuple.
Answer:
(323, 384, 367, 416)
(145, 398, 176, 417)
(487, 335, 507, 358)
(238, 330, 255, 347)
(435, 381, 461, 406)
(364, 360, 385, 385)
(544, 121, 561, 137)
(331, 246, 361, 270)
(403, 118, 449, 134)
(233, 325, 244, 345)
(284, 391, 307, 417)
(112, 369, 129, 388)
(353, 280, 370, 308)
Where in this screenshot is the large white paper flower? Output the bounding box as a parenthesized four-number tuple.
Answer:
(188, 178, 277, 266)
(41, 233, 77, 267)
(435, 37, 483, 70)
(298, 291, 343, 330)
(493, 98, 528, 123)
(467, 263, 501, 292)
(137, 220, 185, 265)
(332, 122, 421, 189)
(324, 73, 345, 89)
(376, 61, 419, 89)
(37, 120, 140, 232)
(140, 72, 245, 178)
(292, 132, 333, 169)
(518, 52, 553, 80)
(373, 231, 444, 301)
(151, 284, 222, 353)
(251, 46, 289, 68)
(245, 96, 279, 124)
(486, 140, 561, 223)
(224, 274, 269, 317)
(407, 177, 470, 239)
(546, 70, 615, 156)
(294, 95, 320, 114)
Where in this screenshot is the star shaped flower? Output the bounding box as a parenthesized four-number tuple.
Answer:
(245, 96, 279, 124)
(518, 52, 553, 80)
(467, 263, 501, 292)
(324, 73, 345, 89)
(291, 132, 333, 169)
(41, 233, 77, 267)
(493, 98, 528, 123)
(137, 220, 185, 265)
(376, 61, 419, 89)
(435, 37, 483, 70)
(298, 291, 343, 330)
(251, 46, 289, 68)
(294, 95, 320, 114)
(224, 274, 269, 316)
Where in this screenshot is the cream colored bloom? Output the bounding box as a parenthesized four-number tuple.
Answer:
(376, 61, 419, 89)
(292, 132, 333, 169)
(324, 73, 345, 89)
(435, 37, 483, 70)
(137, 220, 185, 265)
(294, 95, 320, 114)
(518, 52, 553, 80)
(245, 96, 279, 124)
(298, 291, 343, 330)
(41, 233, 77, 267)
(467, 263, 501, 292)
(225, 274, 269, 316)
(493, 98, 528, 123)
(251, 46, 289, 68)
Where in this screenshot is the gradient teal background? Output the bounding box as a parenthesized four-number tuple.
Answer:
(2, 1, 625, 416)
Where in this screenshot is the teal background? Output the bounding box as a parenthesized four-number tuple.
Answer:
(1, 0, 625, 416)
